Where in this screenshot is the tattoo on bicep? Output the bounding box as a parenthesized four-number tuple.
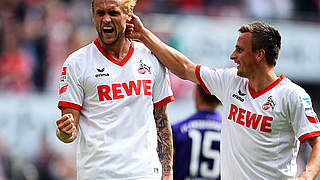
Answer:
(154, 105, 173, 176)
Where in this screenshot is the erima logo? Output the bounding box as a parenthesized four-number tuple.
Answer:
(232, 94, 244, 102)
(232, 89, 246, 102)
(95, 67, 109, 78)
(97, 68, 104, 72)
(238, 89, 246, 96)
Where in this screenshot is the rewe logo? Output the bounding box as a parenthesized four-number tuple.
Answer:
(95, 67, 109, 78)
(97, 79, 152, 101)
(228, 104, 273, 133)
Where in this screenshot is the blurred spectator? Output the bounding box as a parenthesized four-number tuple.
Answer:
(177, 0, 205, 14)
(0, 20, 35, 93)
(22, 2, 48, 92)
(0, 132, 12, 180)
(169, 72, 194, 99)
(0, 0, 319, 93)
(33, 134, 58, 180)
(293, 0, 320, 21)
(244, 0, 294, 19)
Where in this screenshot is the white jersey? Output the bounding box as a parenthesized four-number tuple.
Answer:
(195, 65, 320, 179)
(58, 39, 174, 180)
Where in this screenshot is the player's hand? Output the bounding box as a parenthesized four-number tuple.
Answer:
(56, 113, 77, 142)
(126, 14, 146, 40)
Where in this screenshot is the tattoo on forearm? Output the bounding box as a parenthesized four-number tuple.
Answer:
(154, 105, 173, 176)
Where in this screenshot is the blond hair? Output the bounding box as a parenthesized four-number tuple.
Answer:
(92, 0, 137, 14)
(122, 0, 137, 14)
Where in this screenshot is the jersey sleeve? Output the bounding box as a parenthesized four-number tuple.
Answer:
(152, 63, 174, 109)
(57, 58, 84, 111)
(195, 65, 237, 104)
(289, 89, 320, 142)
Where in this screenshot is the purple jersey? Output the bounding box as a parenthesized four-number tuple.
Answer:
(172, 110, 222, 180)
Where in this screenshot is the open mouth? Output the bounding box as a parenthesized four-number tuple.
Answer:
(103, 26, 114, 33)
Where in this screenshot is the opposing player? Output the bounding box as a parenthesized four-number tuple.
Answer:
(55, 1, 174, 179)
(172, 85, 222, 180)
(126, 15, 320, 179)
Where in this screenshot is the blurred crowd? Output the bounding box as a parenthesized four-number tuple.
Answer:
(0, 0, 319, 179)
(0, 0, 319, 93)
(0, 131, 76, 180)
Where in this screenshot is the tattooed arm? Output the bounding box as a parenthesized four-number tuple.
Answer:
(154, 104, 173, 180)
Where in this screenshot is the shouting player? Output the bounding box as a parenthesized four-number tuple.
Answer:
(127, 15, 320, 179)
(55, 0, 174, 179)
(172, 85, 222, 180)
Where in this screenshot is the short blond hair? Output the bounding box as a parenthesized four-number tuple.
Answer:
(122, 0, 137, 14)
(92, 0, 137, 14)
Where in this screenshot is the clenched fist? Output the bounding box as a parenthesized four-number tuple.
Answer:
(56, 113, 77, 143)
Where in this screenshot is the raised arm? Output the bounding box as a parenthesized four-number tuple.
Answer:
(127, 14, 199, 84)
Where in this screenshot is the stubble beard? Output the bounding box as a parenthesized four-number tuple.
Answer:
(236, 68, 247, 78)
(98, 27, 125, 46)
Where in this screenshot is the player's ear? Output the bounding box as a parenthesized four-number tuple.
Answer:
(256, 49, 265, 63)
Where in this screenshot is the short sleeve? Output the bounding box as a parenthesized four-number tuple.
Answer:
(195, 65, 237, 104)
(57, 59, 84, 111)
(152, 63, 174, 109)
(289, 89, 320, 142)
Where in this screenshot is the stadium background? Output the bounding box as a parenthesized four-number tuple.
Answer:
(0, 0, 319, 179)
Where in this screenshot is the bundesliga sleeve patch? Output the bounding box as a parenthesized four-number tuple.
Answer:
(60, 67, 67, 82)
(302, 97, 319, 123)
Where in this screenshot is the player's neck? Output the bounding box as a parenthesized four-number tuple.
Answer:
(197, 104, 216, 112)
(248, 68, 278, 92)
(99, 38, 131, 62)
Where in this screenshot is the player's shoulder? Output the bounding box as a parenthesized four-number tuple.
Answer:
(278, 76, 308, 97)
(132, 40, 157, 58)
(212, 67, 242, 80)
(132, 40, 150, 52)
(171, 118, 191, 133)
(132, 40, 165, 69)
(223, 67, 247, 85)
(172, 112, 204, 129)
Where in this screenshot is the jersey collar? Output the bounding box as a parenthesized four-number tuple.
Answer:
(94, 38, 134, 66)
(248, 74, 285, 99)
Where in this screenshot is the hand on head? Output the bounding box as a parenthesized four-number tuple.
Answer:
(126, 14, 145, 40)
